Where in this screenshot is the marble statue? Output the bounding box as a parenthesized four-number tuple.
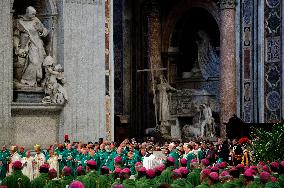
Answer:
(13, 6, 48, 87)
(42, 56, 68, 104)
(196, 30, 220, 79)
(199, 104, 215, 137)
(182, 103, 202, 138)
(182, 103, 216, 138)
(157, 75, 177, 122)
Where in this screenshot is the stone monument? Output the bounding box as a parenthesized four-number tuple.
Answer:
(13, 6, 48, 88)
(1, 0, 112, 147)
(156, 75, 178, 138)
(42, 56, 68, 104)
(168, 89, 217, 139)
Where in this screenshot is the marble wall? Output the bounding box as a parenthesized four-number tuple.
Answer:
(0, 0, 113, 147)
(58, 0, 106, 142)
(12, 106, 60, 148)
(0, 0, 13, 146)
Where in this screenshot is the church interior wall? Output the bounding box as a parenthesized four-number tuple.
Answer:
(0, 0, 13, 146)
(237, 0, 283, 123)
(0, 0, 113, 147)
(114, 0, 284, 139)
(11, 109, 59, 148)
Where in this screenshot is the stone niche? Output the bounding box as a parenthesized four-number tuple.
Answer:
(11, 0, 63, 148)
(9, 0, 107, 147)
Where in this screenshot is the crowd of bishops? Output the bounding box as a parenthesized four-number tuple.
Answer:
(0, 137, 283, 187)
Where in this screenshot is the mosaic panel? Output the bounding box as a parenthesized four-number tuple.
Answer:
(241, 0, 253, 123)
(264, 0, 282, 122)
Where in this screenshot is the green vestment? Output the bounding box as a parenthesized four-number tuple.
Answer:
(1, 169, 31, 188)
(61, 175, 73, 187)
(31, 173, 49, 188)
(171, 178, 193, 188)
(186, 168, 201, 187)
(82, 171, 99, 188)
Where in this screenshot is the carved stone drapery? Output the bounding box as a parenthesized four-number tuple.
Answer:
(218, 0, 237, 137)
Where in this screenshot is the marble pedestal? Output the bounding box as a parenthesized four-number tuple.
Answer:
(11, 103, 63, 149)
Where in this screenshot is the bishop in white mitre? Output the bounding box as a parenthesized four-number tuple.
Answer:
(8, 146, 21, 175)
(47, 149, 58, 172)
(21, 150, 34, 180)
(33, 145, 46, 178)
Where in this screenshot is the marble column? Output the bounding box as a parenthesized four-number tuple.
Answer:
(58, 0, 107, 142)
(0, 0, 13, 145)
(147, 1, 163, 78)
(219, 0, 237, 137)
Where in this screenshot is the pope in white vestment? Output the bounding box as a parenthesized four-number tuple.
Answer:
(33, 145, 46, 178)
(21, 150, 34, 180)
(143, 152, 163, 170)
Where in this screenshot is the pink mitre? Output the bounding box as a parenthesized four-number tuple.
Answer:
(244, 169, 253, 177)
(87, 160, 96, 166)
(180, 158, 187, 165)
(236, 164, 244, 169)
(135, 162, 142, 166)
(220, 171, 230, 179)
(76, 166, 84, 173)
(146, 169, 156, 178)
(270, 161, 279, 169)
(12, 161, 22, 170)
(258, 161, 265, 166)
(102, 166, 109, 171)
(114, 156, 122, 163)
(121, 168, 130, 174)
(155, 164, 165, 172)
(179, 167, 189, 175)
(114, 168, 122, 174)
(69, 181, 84, 188)
(167, 157, 175, 163)
(201, 159, 209, 166)
(40, 163, 50, 170)
(63, 166, 72, 175)
(209, 172, 219, 181)
(172, 169, 182, 176)
(262, 165, 270, 172)
(190, 159, 198, 164)
(201, 169, 211, 177)
(138, 167, 146, 172)
(260, 171, 270, 182)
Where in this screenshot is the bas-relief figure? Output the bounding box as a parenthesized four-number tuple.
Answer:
(13, 6, 48, 87)
(13, 6, 67, 104)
